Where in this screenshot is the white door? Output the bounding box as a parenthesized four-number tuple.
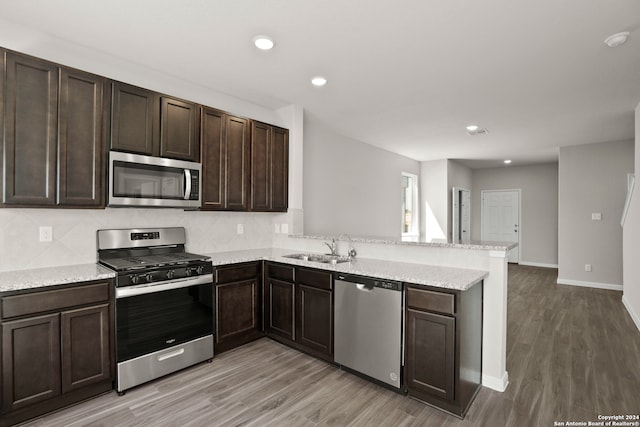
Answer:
(482, 190, 520, 263)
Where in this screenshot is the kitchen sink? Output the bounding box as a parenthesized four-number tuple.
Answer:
(283, 253, 351, 264)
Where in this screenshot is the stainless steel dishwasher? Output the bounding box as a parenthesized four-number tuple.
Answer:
(334, 273, 403, 390)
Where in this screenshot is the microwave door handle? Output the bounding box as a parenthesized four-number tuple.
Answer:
(183, 169, 192, 200)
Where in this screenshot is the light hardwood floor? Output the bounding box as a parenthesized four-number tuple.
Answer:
(19, 265, 640, 427)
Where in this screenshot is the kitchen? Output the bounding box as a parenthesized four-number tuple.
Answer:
(1, 1, 640, 426)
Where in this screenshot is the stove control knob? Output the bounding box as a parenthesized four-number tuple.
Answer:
(144, 273, 154, 283)
(130, 275, 140, 285)
(185, 268, 192, 277)
(166, 270, 175, 280)
(196, 265, 205, 275)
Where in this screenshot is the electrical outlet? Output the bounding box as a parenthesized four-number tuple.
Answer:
(591, 213, 602, 221)
(39, 226, 53, 242)
(585, 264, 592, 272)
(237, 224, 244, 235)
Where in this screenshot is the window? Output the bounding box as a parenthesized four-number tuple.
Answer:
(402, 173, 419, 240)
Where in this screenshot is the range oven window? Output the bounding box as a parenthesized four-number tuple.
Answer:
(116, 283, 214, 362)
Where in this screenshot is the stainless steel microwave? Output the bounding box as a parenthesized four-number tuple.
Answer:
(108, 151, 201, 208)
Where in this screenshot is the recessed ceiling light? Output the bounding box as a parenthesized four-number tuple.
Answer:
(253, 35, 275, 50)
(504, 160, 512, 164)
(465, 124, 479, 132)
(604, 31, 630, 48)
(311, 76, 327, 87)
(466, 125, 488, 135)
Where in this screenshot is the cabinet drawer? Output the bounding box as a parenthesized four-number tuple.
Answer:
(216, 262, 261, 284)
(267, 263, 294, 283)
(1, 282, 111, 319)
(296, 268, 332, 291)
(406, 287, 455, 315)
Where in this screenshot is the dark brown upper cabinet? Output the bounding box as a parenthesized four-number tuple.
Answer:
(160, 96, 199, 161)
(201, 106, 250, 210)
(110, 82, 199, 162)
(110, 82, 157, 156)
(1, 50, 107, 208)
(250, 121, 288, 212)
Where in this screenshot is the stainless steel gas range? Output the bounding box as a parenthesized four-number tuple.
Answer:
(97, 227, 214, 394)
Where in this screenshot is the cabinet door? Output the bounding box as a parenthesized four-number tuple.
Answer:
(406, 308, 455, 401)
(225, 115, 250, 210)
(295, 284, 333, 357)
(250, 121, 270, 211)
(160, 96, 199, 161)
(110, 82, 157, 155)
(216, 279, 260, 344)
(265, 278, 295, 341)
(1, 314, 61, 412)
(201, 107, 226, 210)
(60, 304, 111, 394)
(270, 126, 289, 212)
(58, 68, 107, 207)
(3, 52, 58, 205)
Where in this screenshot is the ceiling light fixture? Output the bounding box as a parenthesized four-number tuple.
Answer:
(504, 159, 512, 164)
(604, 31, 630, 48)
(311, 76, 327, 87)
(253, 35, 275, 50)
(465, 124, 479, 132)
(466, 124, 488, 135)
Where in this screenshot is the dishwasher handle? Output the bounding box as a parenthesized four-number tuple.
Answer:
(356, 283, 374, 292)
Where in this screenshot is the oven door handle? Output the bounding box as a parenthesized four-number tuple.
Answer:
(116, 274, 213, 298)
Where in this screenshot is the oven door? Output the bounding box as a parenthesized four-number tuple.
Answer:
(115, 276, 214, 363)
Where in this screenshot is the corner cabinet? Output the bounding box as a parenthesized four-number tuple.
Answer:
(264, 263, 333, 362)
(404, 282, 483, 418)
(214, 262, 262, 353)
(110, 82, 199, 162)
(201, 107, 251, 210)
(1, 50, 107, 208)
(0, 280, 114, 427)
(250, 122, 289, 212)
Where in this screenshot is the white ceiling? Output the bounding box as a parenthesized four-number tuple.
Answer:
(2, 0, 640, 168)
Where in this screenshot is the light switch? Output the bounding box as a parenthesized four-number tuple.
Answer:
(591, 213, 602, 221)
(237, 224, 244, 235)
(281, 224, 289, 234)
(274, 224, 281, 233)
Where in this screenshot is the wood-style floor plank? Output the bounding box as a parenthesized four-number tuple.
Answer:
(18, 264, 640, 427)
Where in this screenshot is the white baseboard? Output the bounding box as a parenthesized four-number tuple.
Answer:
(556, 278, 623, 291)
(482, 371, 509, 392)
(622, 295, 640, 333)
(519, 261, 558, 269)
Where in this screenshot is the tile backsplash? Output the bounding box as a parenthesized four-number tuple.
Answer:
(0, 208, 287, 272)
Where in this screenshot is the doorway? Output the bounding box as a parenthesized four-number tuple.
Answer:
(481, 190, 520, 263)
(452, 187, 471, 242)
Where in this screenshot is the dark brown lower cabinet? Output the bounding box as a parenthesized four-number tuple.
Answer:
(215, 262, 262, 353)
(264, 263, 333, 362)
(0, 280, 114, 427)
(404, 282, 483, 418)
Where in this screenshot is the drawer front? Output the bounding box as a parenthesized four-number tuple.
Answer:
(2, 282, 111, 319)
(267, 263, 294, 283)
(296, 268, 332, 291)
(216, 262, 261, 284)
(406, 287, 455, 315)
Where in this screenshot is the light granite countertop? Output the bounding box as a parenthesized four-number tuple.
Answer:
(0, 248, 487, 294)
(288, 234, 518, 251)
(208, 248, 487, 291)
(0, 263, 116, 293)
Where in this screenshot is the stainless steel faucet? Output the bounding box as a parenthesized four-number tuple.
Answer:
(338, 234, 357, 258)
(324, 239, 337, 255)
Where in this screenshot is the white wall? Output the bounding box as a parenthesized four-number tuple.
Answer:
(471, 163, 559, 267)
(303, 116, 419, 238)
(420, 160, 448, 241)
(623, 103, 640, 331)
(558, 140, 634, 289)
(447, 160, 473, 240)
